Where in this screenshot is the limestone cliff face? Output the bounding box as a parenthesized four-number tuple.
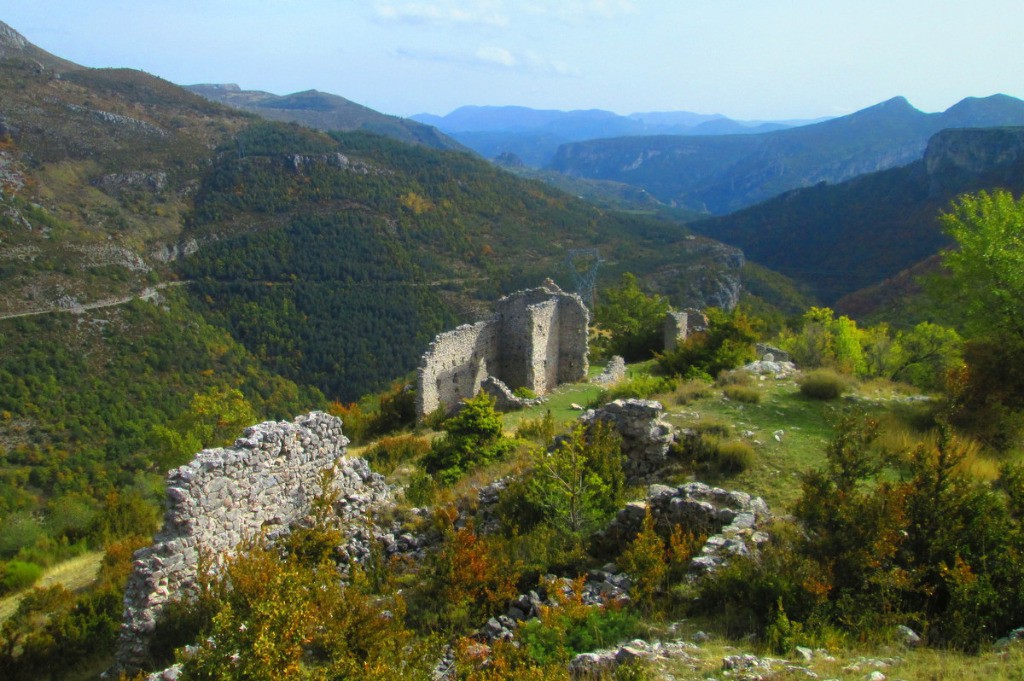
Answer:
(645, 238, 745, 312)
(924, 126, 1024, 177)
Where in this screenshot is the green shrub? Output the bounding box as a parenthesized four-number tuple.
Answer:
(599, 374, 676, 404)
(675, 379, 712, 405)
(404, 471, 437, 507)
(692, 419, 733, 439)
(715, 441, 756, 474)
(366, 381, 418, 437)
(515, 410, 557, 443)
(657, 308, 758, 378)
(723, 384, 762, 404)
(513, 386, 539, 400)
(365, 434, 431, 475)
(423, 392, 516, 483)
(0, 560, 44, 594)
(716, 369, 754, 387)
(797, 369, 851, 400)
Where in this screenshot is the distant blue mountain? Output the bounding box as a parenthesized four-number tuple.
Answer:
(410, 105, 822, 166)
(549, 94, 1024, 214)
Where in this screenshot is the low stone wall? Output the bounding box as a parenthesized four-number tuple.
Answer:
(114, 411, 387, 672)
(592, 355, 626, 386)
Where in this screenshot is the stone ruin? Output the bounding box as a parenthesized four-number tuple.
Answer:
(114, 412, 389, 673)
(579, 399, 676, 480)
(416, 282, 589, 417)
(581, 399, 771, 569)
(663, 308, 709, 352)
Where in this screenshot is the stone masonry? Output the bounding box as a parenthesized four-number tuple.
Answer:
(114, 412, 388, 673)
(663, 308, 709, 352)
(416, 282, 589, 416)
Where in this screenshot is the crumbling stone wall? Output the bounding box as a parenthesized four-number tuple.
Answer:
(663, 308, 709, 352)
(580, 399, 676, 480)
(416, 283, 589, 416)
(115, 412, 388, 672)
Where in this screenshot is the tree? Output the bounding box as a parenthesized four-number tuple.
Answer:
(150, 387, 258, 471)
(935, 189, 1024, 341)
(423, 392, 515, 483)
(524, 421, 625, 542)
(594, 273, 670, 361)
(933, 191, 1024, 447)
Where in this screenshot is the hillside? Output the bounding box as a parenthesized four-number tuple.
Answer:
(187, 84, 466, 152)
(176, 124, 745, 401)
(0, 18, 747, 547)
(689, 126, 1024, 304)
(548, 95, 1024, 214)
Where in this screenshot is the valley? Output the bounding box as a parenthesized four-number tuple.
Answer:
(2, 14, 1024, 681)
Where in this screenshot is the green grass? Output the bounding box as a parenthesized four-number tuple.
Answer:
(501, 381, 605, 433)
(647, 632, 1024, 681)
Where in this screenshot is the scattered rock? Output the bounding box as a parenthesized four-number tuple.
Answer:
(592, 481, 770, 572)
(895, 624, 921, 647)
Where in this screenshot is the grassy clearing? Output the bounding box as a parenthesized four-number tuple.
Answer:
(0, 550, 104, 623)
(492, 367, 932, 513)
(501, 381, 604, 432)
(647, 633, 1024, 680)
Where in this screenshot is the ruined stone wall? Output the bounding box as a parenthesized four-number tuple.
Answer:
(416, 321, 499, 417)
(416, 284, 589, 416)
(663, 309, 709, 352)
(115, 412, 387, 672)
(663, 311, 689, 352)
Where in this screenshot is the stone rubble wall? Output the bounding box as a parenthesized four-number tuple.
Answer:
(479, 376, 547, 412)
(115, 411, 388, 673)
(416, 283, 589, 416)
(592, 481, 770, 572)
(592, 355, 626, 386)
(415, 321, 498, 417)
(579, 399, 675, 480)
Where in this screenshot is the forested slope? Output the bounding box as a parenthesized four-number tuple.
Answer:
(178, 123, 744, 400)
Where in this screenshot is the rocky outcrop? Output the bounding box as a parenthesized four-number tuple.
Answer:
(592, 482, 770, 571)
(114, 412, 388, 673)
(579, 399, 675, 480)
(416, 283, 589, 416)
(645, 239, 744, 312)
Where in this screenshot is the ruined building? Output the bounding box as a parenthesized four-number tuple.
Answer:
(416, 283, 589, 417)
(663, 308, 709, 352)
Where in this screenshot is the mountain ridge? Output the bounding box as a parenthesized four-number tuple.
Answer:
(689, 125, 1024, 305)
(186, 83, 466, 152)
(548, 94, 1024, 214)
(410, 104, 823, 167)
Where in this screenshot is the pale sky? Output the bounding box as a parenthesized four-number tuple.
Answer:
(4, 1, 1022, 120)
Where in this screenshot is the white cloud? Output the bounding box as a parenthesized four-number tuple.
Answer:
(476, 45, 516, 67)
(396, 44, 578, 77)
(373, 1, 509, 27)
(523, 0, 635, 22)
